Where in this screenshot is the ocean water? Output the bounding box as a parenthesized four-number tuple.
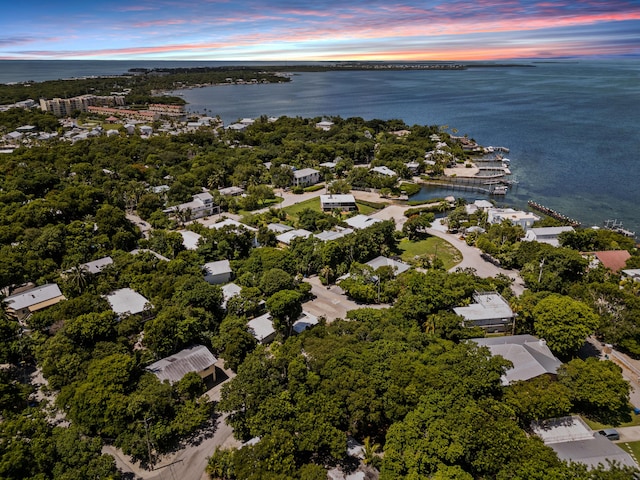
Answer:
(2, 60, 639, 235)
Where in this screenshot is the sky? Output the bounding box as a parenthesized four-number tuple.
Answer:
(2, 0, 640, 61)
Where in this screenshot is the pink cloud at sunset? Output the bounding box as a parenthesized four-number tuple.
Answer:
(1, 0, 639, 60)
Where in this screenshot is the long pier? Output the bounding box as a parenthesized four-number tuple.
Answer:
(528, 201, 581, 227)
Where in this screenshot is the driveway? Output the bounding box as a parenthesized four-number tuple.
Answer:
(303, 276, 389, 322)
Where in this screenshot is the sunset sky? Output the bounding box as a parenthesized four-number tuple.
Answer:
(2, 0, 640, 61)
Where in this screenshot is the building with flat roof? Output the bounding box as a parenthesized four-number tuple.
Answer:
(320, 194, 357, 212)
(454, 291, 515, 333)
(146, 345, 217, 385)
(487, 208, 540, 231)
(3, 284, 66, 322)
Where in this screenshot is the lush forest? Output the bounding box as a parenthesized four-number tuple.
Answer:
(1, 104, 639, 479)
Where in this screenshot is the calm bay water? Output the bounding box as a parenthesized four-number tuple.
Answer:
(2, 60, 639, 235)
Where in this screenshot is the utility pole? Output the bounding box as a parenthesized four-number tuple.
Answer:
(142, 417, 154, 470)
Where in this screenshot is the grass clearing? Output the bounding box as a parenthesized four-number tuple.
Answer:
(620, 441, 640, 461)
(398, 237, 463, 271)
(582, 407, 640, 429)
(283, 198, 383, 221)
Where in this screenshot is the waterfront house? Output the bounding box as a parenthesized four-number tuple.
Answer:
(471, 335, 562, 385)
(203, 260, 233, 285)
(453, 291, 515, 333)
(146, 345, 217, 386)
(523, 226, 575, 247)
(292, 168, 321, 187)
(3, 284, 66, 323)
(105, 288, 152, 317)
(487, 207, 540, 231)
(371, 166, 397, 177)
(320, 194, 357, 212)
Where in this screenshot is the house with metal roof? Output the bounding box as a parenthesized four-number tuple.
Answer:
(276, 229, 312, 245)
(344, 214, 382, 230)
(454, 291, 515, 333)
(78, 256, 113, 274)
(292, 168, 321, 187)
(523, 226, 575, 247)
(248, 313, 277, 344)
(146, 345, 217, 385)
(471, 334, 562, 385)
(366, 256, 411, 276)
(104, 288, 152, 317)
(3, 284, 66, 322)
(203, 260, 233, 285)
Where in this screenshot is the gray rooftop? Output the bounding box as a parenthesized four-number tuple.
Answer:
(532, 417, 636, 470)
(203, 260, 232, 276)
(454, 292, 514, 322)
(3, 284, 63, 310)
(146, 345, 217, 384)
(344, 214, 382, 230)
(105, 288, 151, 316)
(365, 256, 411, 276)
(472, 335, 562, 384)
(248, 313, 276, 343)
(80, 256, 113, 274)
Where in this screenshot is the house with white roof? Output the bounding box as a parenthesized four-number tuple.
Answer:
(344, 214, 382, 230)
(292, 311, 319, 334)
(164, 191, 218, 220)
(209, 218, 258, 233)
(315, 120, 334, 131)
(523, 226, 574, 247)
(267, 223, 294, 234)
(203, 260, 233, 285)
(622, 269, 640, 282)
(454, 291, 515, 333)
(221, 283, 242, 309)
(320, 194, 357, 212)
(178, 230, 202, 250)
(292, 168, 321, 187)
(371, 166, 397, 177)
(315, 227, 354, 242)
(366, 256, 411, 276)
(276, 229, 312, 245)
(3, 284, 66, 322)
(218, 186, 245, 196)
(487, 208, 540, 231)
(78, 256, 113, 275)
(146, 345, 217, 385)
(104, 288, 152, 317)
(248, 313, 277, 344)
(471, 335, 562, 385)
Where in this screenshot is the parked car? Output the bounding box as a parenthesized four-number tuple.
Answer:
(598, 429, 620, 441)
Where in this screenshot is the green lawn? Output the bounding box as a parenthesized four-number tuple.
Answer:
(620, 442, 640, 464)
(398, 237, 463, 271)
(582, 407, 640, 429)
(282, 198, 382, 221)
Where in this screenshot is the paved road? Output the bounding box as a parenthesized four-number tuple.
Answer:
(302, 276, 388, 322)
(103, 363, 240, 480)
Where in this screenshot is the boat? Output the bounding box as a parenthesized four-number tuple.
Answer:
(491, 185, 508, 195)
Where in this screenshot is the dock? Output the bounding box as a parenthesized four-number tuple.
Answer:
(528, 201, 581, 227)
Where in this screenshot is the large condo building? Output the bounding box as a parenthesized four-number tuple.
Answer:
(40, 94, 125, 117)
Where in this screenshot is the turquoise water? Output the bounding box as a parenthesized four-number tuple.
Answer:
(2, 60, 639, 234)
(176, 60, 640, 234)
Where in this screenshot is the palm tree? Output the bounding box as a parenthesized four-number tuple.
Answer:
(362, 436, 381, 469)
